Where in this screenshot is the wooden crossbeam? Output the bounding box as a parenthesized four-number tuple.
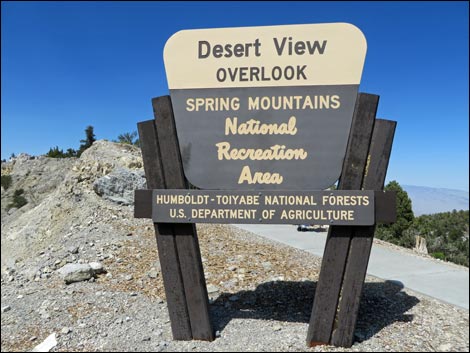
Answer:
(135, 189, 396, 223)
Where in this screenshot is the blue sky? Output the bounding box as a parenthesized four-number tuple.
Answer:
(1, 1, 469, 190)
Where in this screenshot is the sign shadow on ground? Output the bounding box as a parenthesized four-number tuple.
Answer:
(210, 279, 419, 344)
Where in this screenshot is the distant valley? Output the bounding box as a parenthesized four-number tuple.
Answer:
(402, 185, 469, 216)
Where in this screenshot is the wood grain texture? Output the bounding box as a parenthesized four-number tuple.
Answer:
(375, 190, 397, 224)
(137, 119, 192, 340)
(307, 93, 379, 346)
(134, 189, 152, 218)
(331, 119, 396, 347)
(152, 96, 214, 341)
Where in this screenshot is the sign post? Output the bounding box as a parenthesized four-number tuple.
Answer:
(135, 23, 397, 348)
(137, 97, 214, 341)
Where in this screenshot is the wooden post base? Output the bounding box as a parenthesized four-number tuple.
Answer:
(307, 93, 396, 347)
(137, 96, 214, 341)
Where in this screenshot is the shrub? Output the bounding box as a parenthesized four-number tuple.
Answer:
(431, 252, 446, 261)
(116, 131, 138, 145)
(8, 188, 28, 210)
(1, 175, 12, 190)
(47, 146, 66, 158)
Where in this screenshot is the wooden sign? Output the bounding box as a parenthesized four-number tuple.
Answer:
(164, 23, 367, 190)
(135, 21, 397, 349)
(135, 93, 397, 348)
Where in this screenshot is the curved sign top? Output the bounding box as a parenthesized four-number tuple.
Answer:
(163, 23, 367, 190)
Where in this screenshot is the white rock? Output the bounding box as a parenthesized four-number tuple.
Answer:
(68, 246, 79, 254)
(31, 333, 57, 352)
(206, 284, 219, 294)
(147, 269, 159, 279)
(89, 262, 104, 274)
(58, 264, 94, 284)
(438, 343, 453, 351)
(262, 261, 273, 270)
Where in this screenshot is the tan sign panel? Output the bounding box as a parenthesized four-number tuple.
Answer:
(163, 23, 367, 190)
(164, 23, 366, 89)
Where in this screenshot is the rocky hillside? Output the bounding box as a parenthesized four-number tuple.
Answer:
(1, 141, 144, 270)
(1, 141, 468, 352)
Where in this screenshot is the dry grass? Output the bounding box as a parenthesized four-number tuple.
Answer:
(97, 223, 321, 303)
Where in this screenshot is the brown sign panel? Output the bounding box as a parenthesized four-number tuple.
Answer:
(152, 190, 375, 226)
(163, 23, 367, 190)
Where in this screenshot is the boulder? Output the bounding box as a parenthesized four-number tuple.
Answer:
(58, 264, 94, 284)
(93, 168, 146, 205)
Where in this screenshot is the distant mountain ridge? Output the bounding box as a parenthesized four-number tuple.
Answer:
(402, 184, 469, 216)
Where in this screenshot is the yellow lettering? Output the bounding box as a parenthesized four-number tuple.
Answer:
(186, 98, 195, 112)
(225, 117, 238, 135)
(331, 95, 341, 109)
(224, 116, 298, 136)
(216, 142, 307, 161)
(238, 165, 283, 185)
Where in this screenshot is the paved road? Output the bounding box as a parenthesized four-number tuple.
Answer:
(235, 224, 469, 310)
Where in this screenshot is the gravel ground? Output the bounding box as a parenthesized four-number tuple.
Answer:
(2, 143, 468, 352)
(1, 223, 468, 352)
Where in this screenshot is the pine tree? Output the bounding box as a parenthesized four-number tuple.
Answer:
(65, 148, 77, 157)
(77, 125, 96, 157)
(375, 180, 414, 246)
